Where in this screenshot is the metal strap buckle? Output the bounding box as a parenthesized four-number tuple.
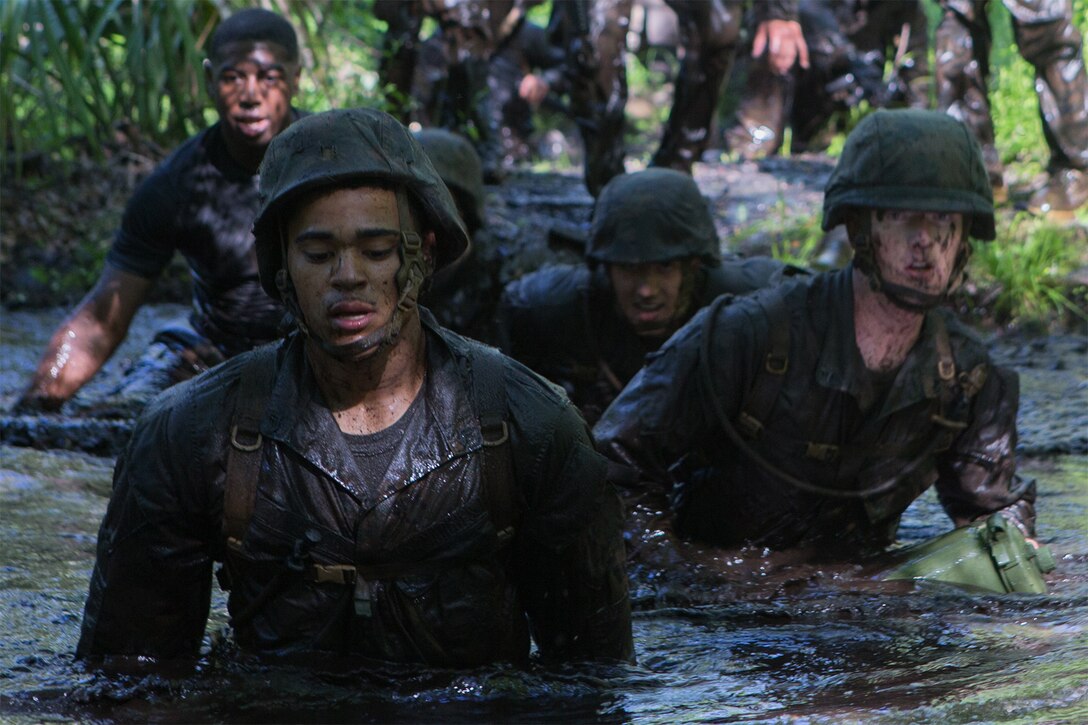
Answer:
(230, 425, 262, 452)
(736, 412, 764, 439)
(482, 421, 509, 447)
(311, 564, 357, 586)
(765, 353, 789, 375)
(805, 442, 840, 462)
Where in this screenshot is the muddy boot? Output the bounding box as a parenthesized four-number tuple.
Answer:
(724, 62, 791, 160)
(72, 328, 225, 419)
(1010, 2, 1088, 218)
(651, 0, 740, 173)
(1027, 168, 1088, 220)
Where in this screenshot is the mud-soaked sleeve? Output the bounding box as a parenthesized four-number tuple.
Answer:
(508, 376, 633, 663)
(76, 386, 219, 658)
(593, 301, 761, 499)
(935, 365, 1037, 537)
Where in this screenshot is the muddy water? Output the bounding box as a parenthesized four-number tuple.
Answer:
(1, 447, 1084, 722)
(2, 303, 1087, 721)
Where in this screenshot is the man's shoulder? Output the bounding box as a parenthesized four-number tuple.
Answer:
(137, 345, 259, 429)
(930, 307, 992, 364)
(503, 264, 588, 310)
(704, 256, 799, 300)
(431, 323, 574, 419)
(124, 127, 218, 209)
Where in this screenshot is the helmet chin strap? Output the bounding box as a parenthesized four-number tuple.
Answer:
(276, 187, 431, 362)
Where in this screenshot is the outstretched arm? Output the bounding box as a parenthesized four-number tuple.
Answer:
(16, 265, 152, 412)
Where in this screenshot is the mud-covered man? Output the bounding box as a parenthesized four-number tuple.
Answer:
(15, 9, 303, 415)
(497, 168, 795, 424)
(76, 108, 633, 668)
(595, 110, 1035, 557)
(414, 128, 504, 340)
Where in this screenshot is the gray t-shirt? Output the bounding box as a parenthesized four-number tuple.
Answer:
(342, 388, 427, 487)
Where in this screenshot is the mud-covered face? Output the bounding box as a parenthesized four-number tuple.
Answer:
(205, 40, 298, 164)
(870, 209, 965, 298)
(608, 259, 693, 338)
(285, 187, 406, 361)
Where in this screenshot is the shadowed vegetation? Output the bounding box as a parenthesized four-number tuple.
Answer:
(2, 0, 1085, 328)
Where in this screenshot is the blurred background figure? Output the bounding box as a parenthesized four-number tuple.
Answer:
(414, 128, 506, 340)
(934, 0, 1087, 214)
(544, 0, 808, 196)
(726, 0, 930, 158)
(411, 17, 568, 173)
(374, 0, 543, 182)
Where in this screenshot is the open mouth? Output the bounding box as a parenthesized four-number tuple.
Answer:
(328, 300, 377, 332)
(235, 116, 270, 138)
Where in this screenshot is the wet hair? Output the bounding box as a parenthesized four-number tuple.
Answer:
(208, 8, 299, 64)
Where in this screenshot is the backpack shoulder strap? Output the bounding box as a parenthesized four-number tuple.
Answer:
(222, 347, 278, 555)
(467, 344, 517, 544)
(735, 290, 792, 439)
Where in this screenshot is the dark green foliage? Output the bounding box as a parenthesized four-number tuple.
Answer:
(1, 0, 387, 175)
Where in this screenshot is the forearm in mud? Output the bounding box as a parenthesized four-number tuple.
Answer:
(934, 365, 1036, 538)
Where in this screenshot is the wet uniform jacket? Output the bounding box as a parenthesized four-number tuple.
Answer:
(107, 118, 298, 356)
(594, 267, 1035, 552)
(497, 257, 791, 425)
(77, 312, 633, 665)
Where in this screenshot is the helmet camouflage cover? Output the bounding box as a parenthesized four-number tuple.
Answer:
(413, 128, 485, 233)
(252, 107, 470, 301)
(588, 168, 722, 267)
(822, 109, 995, 240)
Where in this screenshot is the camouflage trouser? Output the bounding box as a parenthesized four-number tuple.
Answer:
(558, 0, 742, 195)
(727, 0, 930, 158)
(79, 325, 228, 419)
(935, 0, 1088, 184)
(374, 0, 520, 175)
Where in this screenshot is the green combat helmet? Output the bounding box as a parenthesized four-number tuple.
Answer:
(252, 107, 469, 355)
(414, 128, 485, 234)
(588, 168, 721, 267)
(822, 109, 995, 311)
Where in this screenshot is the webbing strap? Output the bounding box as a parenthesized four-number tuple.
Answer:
(470, 346, 517, 543)
(222, 348, 278, 553)
(736, 292, 791, 439)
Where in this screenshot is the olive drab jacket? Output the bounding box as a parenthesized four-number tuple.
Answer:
(497, 257, 798, 425)
(78, 312, 633, 665)
(594, 266, 1035, 552)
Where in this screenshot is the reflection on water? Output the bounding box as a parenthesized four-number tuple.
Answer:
(1, 447, 1085, 723)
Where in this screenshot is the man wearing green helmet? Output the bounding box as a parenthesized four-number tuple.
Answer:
(413, 128, 504, 340)
(497, 167, 798, 424)
(594, 110, 1036, 560)
(76, 108, 633, 667)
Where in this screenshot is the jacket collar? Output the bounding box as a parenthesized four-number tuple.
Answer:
(260, 313, 481, 512)
(814, 266, 947, 419)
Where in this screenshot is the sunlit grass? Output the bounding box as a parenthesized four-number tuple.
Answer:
(968, 214, 1088, 325)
